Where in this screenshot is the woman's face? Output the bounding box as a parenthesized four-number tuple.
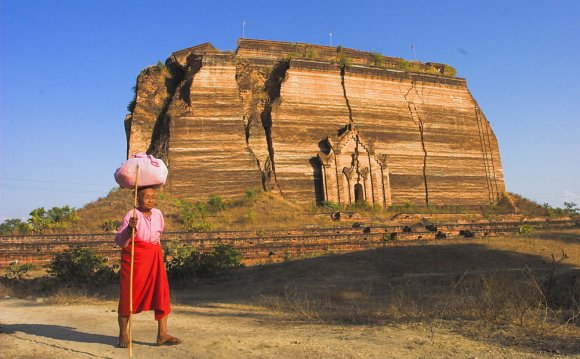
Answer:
(138, 188, 157, 211)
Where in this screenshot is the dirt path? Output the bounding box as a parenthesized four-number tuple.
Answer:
(1, 298, 569, 359)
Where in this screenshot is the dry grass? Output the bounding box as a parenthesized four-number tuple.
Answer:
(0, 276, 118, 304)
(75, 187, 184, 232)
(177, 228, 580, 354)
(76, 188, 335, 233)
(5, 223, 579, 353)
(70, 186, 575, 234)
(204, 192, 333, 230)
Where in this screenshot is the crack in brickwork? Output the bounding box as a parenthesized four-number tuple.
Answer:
(148, 56, 200, 162)
(402, 81, 430, 206)
(340, 66, 354, 124)
(260, 60, 290, 194)
(235, 59, 270, 187)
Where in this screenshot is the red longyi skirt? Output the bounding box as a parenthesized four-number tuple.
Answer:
(118, 239, 171, 320)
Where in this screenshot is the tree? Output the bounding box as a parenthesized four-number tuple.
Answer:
(27, 205, 78, 233)
(0, 219, 31, 235)
(563, 202, 579, 216)
(47, 205, 77, 223)
(28, 207, 52, 232)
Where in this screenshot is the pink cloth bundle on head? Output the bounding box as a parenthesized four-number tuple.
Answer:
(114, 153, 168, 189)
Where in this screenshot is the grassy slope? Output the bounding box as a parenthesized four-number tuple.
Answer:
(74, 189, 546, 234)
(75, 188, 190, 232)
(74, 188, 329, 233)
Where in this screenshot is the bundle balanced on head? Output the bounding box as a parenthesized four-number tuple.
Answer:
(113, 153, 181, 354)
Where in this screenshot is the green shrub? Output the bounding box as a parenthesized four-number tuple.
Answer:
(338, 53, 352, 67)
(28, 207, 51, 232)
(388, 200, 414, 212)
(399, 59, 411, 71)
(370, 52, 385, 67)
(244, 209, 256, 224)
(165, 243, 200, 281)
(408, 61, 424, 73)
(383, 232, 398, 241)
(303, 46, 318, 59)
(213, 243, 242, 267)
(347, 201, 381, 212)
(3, 261, 33, 280)
(26, 205, 79, 233)
(101, 219, 121, 232)
(178, 199, 212, 229)
(285, 51, 300, 60)
(127, 84, 137, 112)
(48, 248, 117, 286)
(166, 243, 242, 281)
(155, 60, 165, 71)
(542, 203, 566, 218)
(442, 64, 457, 77)
(518, 224, 534, 235)
(0, 219, 31, 235)
(259, 66, 274, 78)
(187, 221, 215, 232)
(207, 195, 225, 212)
(425, 65, 440, 75)
(336, 45, 352, 67)
(46, 205, 78, 223)
(321, 201, 340, 211)
(245, 188, 262, 200)
(127, 98, 136, 112)
(198, 244, 243, 277)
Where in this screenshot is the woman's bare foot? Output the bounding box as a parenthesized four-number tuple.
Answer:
(156, 334, 182, 346)
(118, 334, 129, 348)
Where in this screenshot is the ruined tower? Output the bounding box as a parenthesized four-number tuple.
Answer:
(125, 39, 505, 207)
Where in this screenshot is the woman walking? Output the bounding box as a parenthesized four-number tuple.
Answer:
(115, 187, 182, 347)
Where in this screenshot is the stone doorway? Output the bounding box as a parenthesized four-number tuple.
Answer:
(317, 123, 392, 207)
(354, 183, 364, 203)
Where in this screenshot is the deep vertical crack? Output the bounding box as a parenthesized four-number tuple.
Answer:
(481, 112, 500, 201)
(235, 58, 270, 189)
(259, 60, 290, 194)
(340, 66, 354, 124)
(148, 55, 200, 162)
(473, 103, 494, 203)
(402, 81, 430, 206)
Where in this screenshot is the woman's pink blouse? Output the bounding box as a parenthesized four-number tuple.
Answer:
(114, 208, 164, 247)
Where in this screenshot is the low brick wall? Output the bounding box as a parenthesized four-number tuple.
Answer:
(0, 219, 577, 268)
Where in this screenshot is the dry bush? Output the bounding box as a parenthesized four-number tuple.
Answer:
(259, 268, 580, 351)
(262, 271, 550, 324)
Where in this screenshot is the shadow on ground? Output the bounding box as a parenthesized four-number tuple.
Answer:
(171, 240, 579, 356)
(2, 232, 579, 355)
(0, 323, 150, 347)
(176, 242, 578, 304)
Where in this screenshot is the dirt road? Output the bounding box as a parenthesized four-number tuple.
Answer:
(1, 297, 568, 359)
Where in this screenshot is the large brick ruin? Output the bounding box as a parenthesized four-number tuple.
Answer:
(124, 39, 505, 207)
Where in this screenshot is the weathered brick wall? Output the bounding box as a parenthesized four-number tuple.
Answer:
(1, 220, 576, 267)
(125, 38, 505, 206)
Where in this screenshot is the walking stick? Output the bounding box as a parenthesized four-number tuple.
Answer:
(129, 165, 140, 358)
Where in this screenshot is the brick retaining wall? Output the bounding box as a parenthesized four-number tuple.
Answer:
(0, 219, 577, 268)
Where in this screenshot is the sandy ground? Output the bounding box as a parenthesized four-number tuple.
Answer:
(3, 230, 579, 358)
(0, 297, 572, 359)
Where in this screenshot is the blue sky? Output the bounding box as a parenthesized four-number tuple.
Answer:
(1, 0, 579, 220)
